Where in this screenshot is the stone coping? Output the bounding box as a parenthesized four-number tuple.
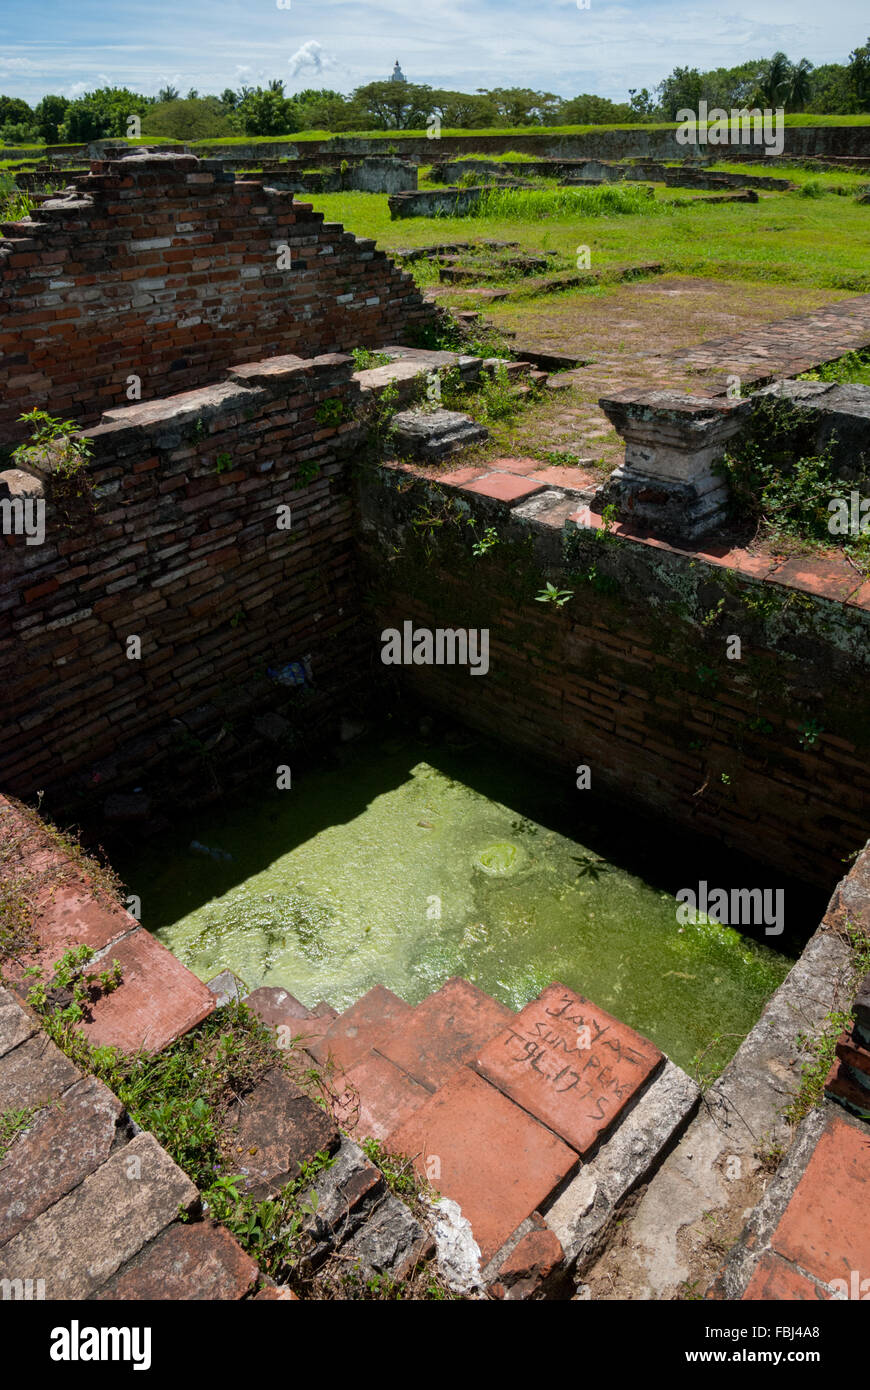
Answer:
(384, 454, 870, 611)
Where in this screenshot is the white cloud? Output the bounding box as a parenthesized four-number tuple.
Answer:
(287, 41, 338, 81)
(0, 57, 37, 75)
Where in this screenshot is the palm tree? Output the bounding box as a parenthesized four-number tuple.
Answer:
(788, 58, 814, 111)
(751, 51, 791, 108)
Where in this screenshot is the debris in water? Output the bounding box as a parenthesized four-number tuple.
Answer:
(268, 661, 307, 687)
(189, 840, 233, 862)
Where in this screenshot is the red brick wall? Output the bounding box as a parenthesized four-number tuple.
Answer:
(362, 471, 870, 888)
(0, 153, 437, 446)
(0, 353, 367, 806)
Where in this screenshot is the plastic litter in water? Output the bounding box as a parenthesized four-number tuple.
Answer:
(268, 660, 309, 687)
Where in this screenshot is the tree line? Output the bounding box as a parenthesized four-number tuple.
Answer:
(1, 41, 868, 146)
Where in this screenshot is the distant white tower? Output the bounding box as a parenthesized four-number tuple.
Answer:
(391, 60, 407, 84)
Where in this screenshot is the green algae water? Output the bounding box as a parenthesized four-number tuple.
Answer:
(117, 732, 809, 1076)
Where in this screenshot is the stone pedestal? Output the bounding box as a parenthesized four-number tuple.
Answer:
(593, 391, 750, 540)
(390, 407, 489, 462)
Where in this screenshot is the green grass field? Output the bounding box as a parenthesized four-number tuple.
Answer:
(706, 160, 870, 190)
(306, 184, 870, 293)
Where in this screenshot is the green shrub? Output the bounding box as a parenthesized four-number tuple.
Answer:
(314, 397, 345, 427)
(718, 396, 838, 544)
(351, 348, 393, 371)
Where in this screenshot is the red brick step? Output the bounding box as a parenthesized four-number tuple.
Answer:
(375, 977, 513, 1092)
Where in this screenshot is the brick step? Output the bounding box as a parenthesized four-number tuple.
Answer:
(376, 977, 513, 1092)
(384, 982, 669, 1275)
(236, 975, 688, 1296)
(242, 984, 338, 1053)
(306, 984, 412, 1072)
(245, 977, 515, 1144)
(331, 977, 514, 1143)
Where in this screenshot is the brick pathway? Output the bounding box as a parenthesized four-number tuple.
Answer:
(476, 289, 870, 470)
(742, 1112, 870, 1300)
(663, 292, 870, 389)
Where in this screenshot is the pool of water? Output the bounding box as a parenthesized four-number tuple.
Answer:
(114, 730, 813, 1076)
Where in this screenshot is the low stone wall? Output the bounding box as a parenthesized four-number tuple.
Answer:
(389, 187, 489, 218)
(242, 157, 417, 196)
(428, 158, 793, 192)
(197, 124, 870, 165)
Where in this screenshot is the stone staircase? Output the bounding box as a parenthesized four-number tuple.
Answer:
(0, 792, 701, 1300)
(240, 974, 699, 1294)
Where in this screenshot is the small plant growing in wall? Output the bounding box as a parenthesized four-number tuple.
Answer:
(798, 718, 824, 748)
(366, 377, 402, 457)
(535, 582, 574, 609)
(468, 521, 499, 558)
(214, 452, 233, 475)
(297, 459, 322, 487)
(700, 597, 726, 629)
(12, 410, 92, 477)
(12, 410, 95, 516)
(314, 398, 345, 428)
(187, 417, 209, 444)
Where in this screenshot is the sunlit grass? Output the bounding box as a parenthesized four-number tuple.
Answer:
(306, 187, 870, 293)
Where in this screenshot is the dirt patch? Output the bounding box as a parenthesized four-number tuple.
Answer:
(453, 277, 857, 471)
(483, 275, 850, 362)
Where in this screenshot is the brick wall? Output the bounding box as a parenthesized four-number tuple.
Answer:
(361, 468, 870, 888)
(0, 352, 369, 809)
(201, 125, 870, 164)
(0, 153, 437, 446)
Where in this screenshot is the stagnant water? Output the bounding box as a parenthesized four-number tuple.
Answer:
(114, 729, 818, 1077)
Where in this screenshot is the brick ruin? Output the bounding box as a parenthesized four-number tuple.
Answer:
(0, 152, 436, 444)
(1, 150, 870, 1303)
(0, 351, 368, 805)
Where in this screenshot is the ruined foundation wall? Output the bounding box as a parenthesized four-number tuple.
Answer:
(0, 154, 438, 446)
(0, 353, 368, 810)
(199, 125, 870, 165)
(361, 469, 870, 888)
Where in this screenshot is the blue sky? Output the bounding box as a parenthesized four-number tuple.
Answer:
(1, 0, 867, 105)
